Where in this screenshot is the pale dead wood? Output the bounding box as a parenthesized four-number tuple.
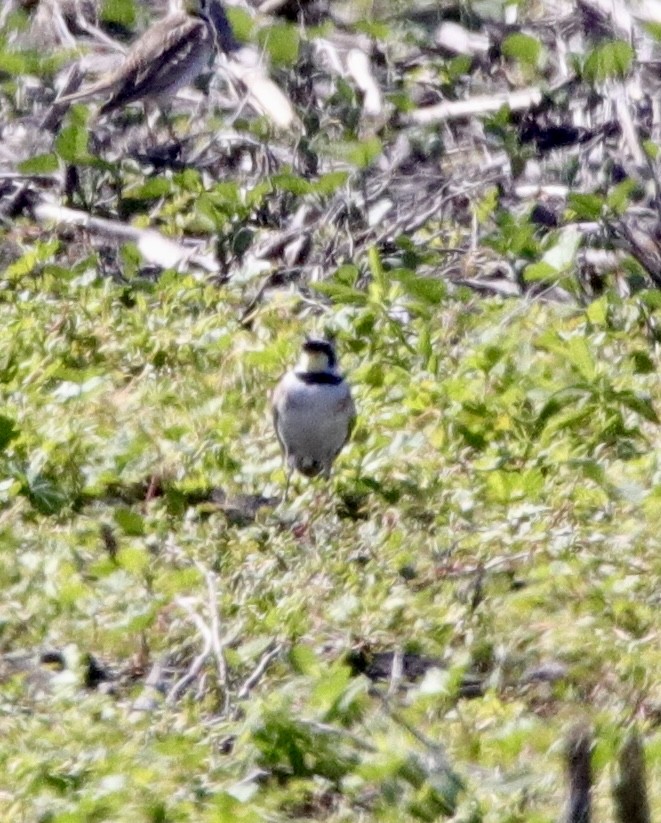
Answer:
(166, 600, 214, 704)
(408, 88, 543, 125)
(226, 47, 300, 130)
(435, 21, 490, 57)
(237, 642, 284, 699)
(4, 0, 661, 297)
(32, 201, 220, 272)
(198, 563, 231, 715)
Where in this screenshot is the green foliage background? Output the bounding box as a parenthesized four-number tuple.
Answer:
(1, 0, 660, 819)
(1, 263, 659, 821)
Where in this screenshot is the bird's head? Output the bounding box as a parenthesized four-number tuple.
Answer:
(300, 338, 337, 372)
(187, 0, 238, 53)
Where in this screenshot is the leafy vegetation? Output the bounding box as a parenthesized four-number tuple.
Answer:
(0, 264, 659, 820)
(0, 0, 660, 819)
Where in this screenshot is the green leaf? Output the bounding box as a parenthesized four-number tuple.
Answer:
(0, 415, 19, 450)
(114, 508, 145, 536)
(584, 41, 634, 83)
(100, 0, 136, 27)
(568, 192, 604, 220)
(614, 390, 659, 423)
(630, 351, 656, 374)
(232, 226, 254, 256)
(393, 270, 445, 305)
(368, 246, 387, 293)
(259, 24, 300, 66)
(4, 240, 60, 278)
(448, 55, 473, 80)
(118, 545, 150, 574)
(225, 6, 254, 43)
(312, 281, 367, 305)
(56, 114, 90, 163)
(532, 387, 588, 436)
(336, 137, 383, 169)
(0, 48, 29, 75)
(522, 260, 556, 282)
(311, 664, 351, 714)
(313, 265, 365, 304)
(640, 289, 661, 309)
(643, 139, 659, 160)
(124, 178, 172, 201)
(26, 474, 69, 514)
(18, 153, 59, 175)
(502, 33, 542, 68)
(486, 467, 545, 503)
(566, 336, 596, 381)
(355, 21, 391, 39)
(607, 179, 637, 214)
(586, 296, 608, 325)
(571, 458, 607, 487)
(644, 21, 661, 41)
(475, 187, 499, 224)
(310, 171, 349, 196)
(271, 171, 312, 195)
(0, 44, 63, 77)
(289, 644, 320, 675)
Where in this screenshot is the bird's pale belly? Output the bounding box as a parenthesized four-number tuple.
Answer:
(279, 387, 349, 473)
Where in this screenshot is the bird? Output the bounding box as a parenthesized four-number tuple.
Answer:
(51, 0, 237, 119)
(272, 338, 356, 499)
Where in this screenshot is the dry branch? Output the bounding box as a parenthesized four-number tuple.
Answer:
(237, 642, 284, 700)
(564, 723, 592, 823)
(407, 88, 543, 126)
(32, 201, 219, 273)
(613, 728, 651, 823)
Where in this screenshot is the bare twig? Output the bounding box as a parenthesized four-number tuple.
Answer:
(167, 599, 214, 704)
(301, 720, 377, 753)
(374, 691, 454, 776)
(436, 551, 532, 579)
(387, 649, 403, 697)
(237, 642, 284, 700)
(198, 563, 231, 715)
(407, 88, 543, 126)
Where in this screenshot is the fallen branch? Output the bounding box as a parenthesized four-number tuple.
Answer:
(407, 88, 543, 125)
(32, 200, 220, 273)
(167, 599, 215, 704)
(237, 642, 284, 700)
(199, 563, 231, 715)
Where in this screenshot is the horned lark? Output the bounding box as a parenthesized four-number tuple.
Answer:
(272, 338, 356, 498)
(53, 0, 237, 117)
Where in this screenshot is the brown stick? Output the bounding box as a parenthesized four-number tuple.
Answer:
(613, 728, 651, 823)
(564, 723, 592, 823)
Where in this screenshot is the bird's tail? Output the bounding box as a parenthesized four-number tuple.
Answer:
(296, 459, 323, 478)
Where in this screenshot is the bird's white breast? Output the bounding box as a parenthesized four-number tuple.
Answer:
(274, 371, 353, 466)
